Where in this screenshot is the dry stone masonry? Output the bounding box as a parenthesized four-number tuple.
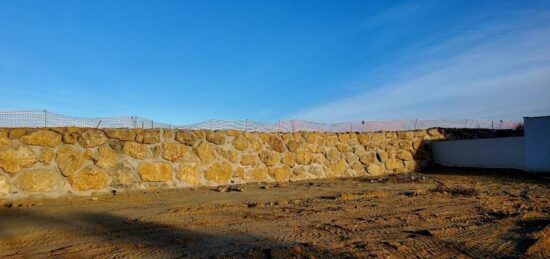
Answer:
(0, 127, 454, 199)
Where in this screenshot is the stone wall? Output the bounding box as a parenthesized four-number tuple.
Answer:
(0, 127, 493, 200)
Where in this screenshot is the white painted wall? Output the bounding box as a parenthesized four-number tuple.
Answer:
(524, 116, 550, 173)
(432, 137, 525, 170)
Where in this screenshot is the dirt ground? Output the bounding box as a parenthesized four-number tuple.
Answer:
(0, 170, 549, 258)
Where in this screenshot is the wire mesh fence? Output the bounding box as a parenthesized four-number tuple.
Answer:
(0, 110, 522, 132)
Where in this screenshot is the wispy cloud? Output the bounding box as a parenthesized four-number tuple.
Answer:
(291, 11, 550, 122)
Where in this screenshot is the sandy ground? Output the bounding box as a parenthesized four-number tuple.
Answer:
(0, 170, 549, 258)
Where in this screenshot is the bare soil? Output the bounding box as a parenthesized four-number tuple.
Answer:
(1, 170, 549, 258)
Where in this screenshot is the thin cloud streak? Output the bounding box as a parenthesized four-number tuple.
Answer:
(291, 14, 550, 122)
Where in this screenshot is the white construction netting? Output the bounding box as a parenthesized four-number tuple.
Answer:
(0, 110, 521, 132)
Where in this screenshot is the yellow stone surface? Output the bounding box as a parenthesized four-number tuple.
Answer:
(371, 132, 386, 142)
(138, 162, 173, 182)
(328, 159, 347, 177)
(268, 166, 290, 181)
(56, 145, 85, 176)
(267, 136, 285, 153)
(78, 130, 108, 147)
(203, 162, 232, 184)
(15, 169, 63, 193)
(359, 152, 377, 164)
(248, 167, 269, 181)
(20, 130, 61, 147)
(195, 141, 216, 163)
(176, 162, 200, 186)
(281, 153, 295, 167)
(351, 161, 365, 175)
(385, 159, 403, 170)
(136, 129, 160, 144)
(69, 166, 110, 191)
(94, 144, 119, 169)
(295, 149, 312, 165)
(0, 136, 10, 148)
(8, 128, 28, 139)
(325, 147, 340, 162)
(0, 174, 9, 194)
(397, 131, 415, 140)
(240, 154, 257, 166)
(175, 130, 197, 146)
(286, 139, 300, 152)
(38, 147, 54, 165)
(259, 151, 280, 166)
(108, 163, 136, 187)
(122, 141, 150, 160)
(63, 132, 79, 144)
(357, 134, 369, 145)
(104, 129, 135, 141)
(162, 142, 189, 162)
(206, 131, 225, 145)
(367, 163, 384, 176)
(217, 148, 238, 163)
(0, 146, 37, 174)
(232, 135, 249, 151)
(397, 150, 414, 161)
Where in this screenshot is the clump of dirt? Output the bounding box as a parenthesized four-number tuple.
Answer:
(431, 184, 478, 196)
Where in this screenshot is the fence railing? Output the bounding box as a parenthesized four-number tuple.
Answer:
(0, 110, 522, 132)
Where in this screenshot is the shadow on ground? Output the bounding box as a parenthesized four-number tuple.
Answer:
(0, 210, 353, 258)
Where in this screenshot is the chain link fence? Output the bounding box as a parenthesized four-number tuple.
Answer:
(0, 110, 522, 132)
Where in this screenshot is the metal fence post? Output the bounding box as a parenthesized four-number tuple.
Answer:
(43, 110, 47, 127)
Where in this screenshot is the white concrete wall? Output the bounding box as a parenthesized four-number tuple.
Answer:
(432, 137, 525, 170)
(524, 116, 550, 173)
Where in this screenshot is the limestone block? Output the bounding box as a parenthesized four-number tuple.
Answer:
(56, 145, 85, 176)
(203, 162, 232, 184)
(0, 136, 10, 148)
(357, 134, 369, 145)
(268, 166, 290, 181)
(385, 159, 403, 170)
(104, 129, 135, 141)
(0, 174, 10, 194)
(267, 136, 285, 153)
(281, 153, 295, 167)
(0, 146, 37, 174)
(232, 135, 249, 151)
(206, 131, 225, 145)
(122, 141, 150, 160)
(138, 129, 161, 144)
(20, 130, 61, 147)
(397, 150, 414, 161)
(286, 139, 301, 152)
(217, 148, 238, 163)
(15, 169, 64, 193)
(328, 160, 347, 177)
(325, 147, 340, 163)
(8, 128, 28, 139)
(94, 144, 119, 169)
(194, 141, 216, 163)
(79, 130, 108, 148)
(240, 154, 257, 166)
(248, 167, 269, 181)
(366, 163, 384, 176)
(108, 163, 136, 187)
(259, 151, 280, 166)
(162, 142, 189, 162)
(175, 130, 197, 146)
(38, 147, 54, 165)
(295, 149, 313, 165)
(359, 152, 377, 164)
(69, 166, 110, 191)
(176, 162, 200, 186)
(138, 162, 173, 182)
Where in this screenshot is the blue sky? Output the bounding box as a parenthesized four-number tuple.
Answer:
(1, 0, 549, 124)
